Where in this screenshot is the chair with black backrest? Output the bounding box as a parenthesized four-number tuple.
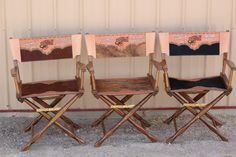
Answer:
(159, 31, 236, 143)
(85, 32, 161, 146)
(9, 34, 86, 151)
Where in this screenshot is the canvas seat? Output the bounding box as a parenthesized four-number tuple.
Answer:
(85, 32, 161, 147)
(21, 79, 81, 98)
(159, 31, 236, 144)
(169, 76, 227, 92)
(95, 77, 155, 95)
(10, 34, 85, 151)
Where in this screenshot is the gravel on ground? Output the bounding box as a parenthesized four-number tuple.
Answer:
(0, 113, 236, 157)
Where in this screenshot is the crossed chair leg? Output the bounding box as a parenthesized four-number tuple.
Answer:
(164, 91, 223, 127)
(91, 95, 151, 129)
(93, 93, 157, 147)
(164, 91, 228, 144)
(21, 94, 85, 151)
(24, 95, 81, 133)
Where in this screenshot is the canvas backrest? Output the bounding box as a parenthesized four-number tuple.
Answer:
(9, 34, 81, 62)
(85, 32, 155, 58)
(159, 32, 230, 56)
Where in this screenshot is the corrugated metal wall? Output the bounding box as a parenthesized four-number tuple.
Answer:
(0, 0, 235, 110)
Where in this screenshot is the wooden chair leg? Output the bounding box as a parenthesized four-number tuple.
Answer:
(91, 109, 113, 127)
(22, 95, 85, 151)
(91, 95, 133, 127)
(24, 115, 43, 132)
(185, 106, 228, 142)
(163, 107, 186, 124)
(33, 97, 81, 130)
(173, 118, 178, 132)
(95, 94, 157, 147)
(101, 121, 106, 135)
(196, 107, 223, 127)
(166, 92, 228, 144)
(108, 95, 151, 128)
(24, 95, 65, 132)
(190, 92, 223, 126)
(164, 92, 207, 125)
(179, 92, 223, 127)
(104, 95, 154, 135)
(177, 93, 228, 142)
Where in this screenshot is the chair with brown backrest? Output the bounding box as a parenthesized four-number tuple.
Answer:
(159, 31, 236, 143)
(9, 34, 86, 151)
(85, 32, 162, 146)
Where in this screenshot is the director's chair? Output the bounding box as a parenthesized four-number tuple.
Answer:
(85, 32, 161, 146)
(159, 31, 236, 143)
(9, 34, 86, 151)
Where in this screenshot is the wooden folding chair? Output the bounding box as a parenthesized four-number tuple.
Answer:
(9, 34, 86, 151)
(159, 31, 236, 143)
(85, 32, 161, 146)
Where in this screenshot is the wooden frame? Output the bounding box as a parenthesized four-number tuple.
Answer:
(159, 31, 236, 143)
(10, 34, 86, 151)
(85, 32, 161, 146)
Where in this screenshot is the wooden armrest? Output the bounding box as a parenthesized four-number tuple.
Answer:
(11, 67, 22, 98)
(76, 61, 86, 90)
(151, 59, 163, 71)
(11, 68, 17, 77)
(11, 67, 21, 82)
(76, 61, 86, 79)
(77, 62, 86, 72)
(149, 59, 163, 91)
(86, 61, 96, 91)
(225, 59, 236, 71)
(222, 59, 236, 88)
(11, 61, 22, 100)
(86, 62, 95, 74)
(160, 59, 168, 72)
(159, 59, 171, 92)
(75, 55, 86, 74)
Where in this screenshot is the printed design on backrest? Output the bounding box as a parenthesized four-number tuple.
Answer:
(95, 33, 146, 58)
(19, 35, 73, 62)
(169, 32, 220, 56)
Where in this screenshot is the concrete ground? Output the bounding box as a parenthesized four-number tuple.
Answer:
(0, 112, 236, 157)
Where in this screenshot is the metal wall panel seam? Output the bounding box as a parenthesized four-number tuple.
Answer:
(52, 0, 60, 80)
(180, 0, 186, 78)
(203, 0, 212, 103)
(227, 0, 236, 106)
(155, 0, 161, 31)
(0, 0, 9, 109)
(154, 0, 161, 108)
(130, 0, 135, 78)
(105, 0, 109, 79)
(2, 0, 10, 108)
(131, 0, 135, 31)
(26, 0, 34, 82)
(79, 0, 85, 106)
(105, 0, 109, 31)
